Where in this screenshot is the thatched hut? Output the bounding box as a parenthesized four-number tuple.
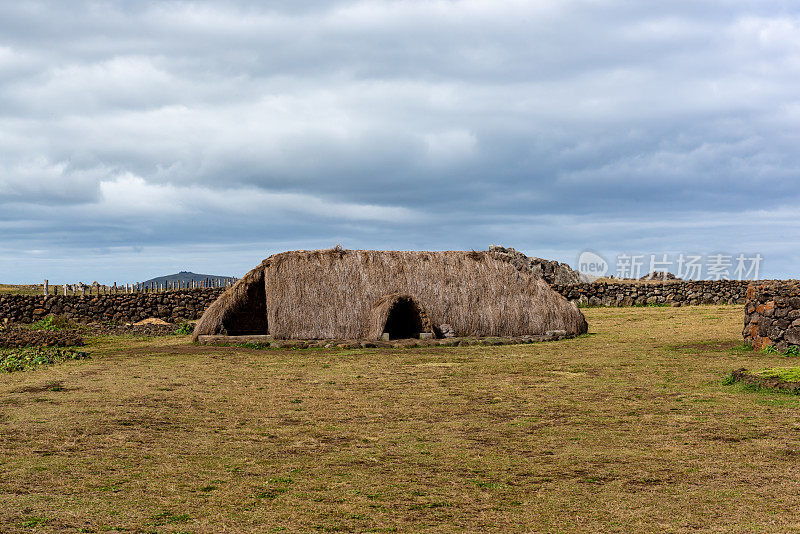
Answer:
(192, 248, 588, 341)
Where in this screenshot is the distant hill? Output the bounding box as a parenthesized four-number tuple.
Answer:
(142, 271, 236, 286)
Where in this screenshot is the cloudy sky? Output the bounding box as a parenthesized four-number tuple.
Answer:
(1, 0, 798, 283)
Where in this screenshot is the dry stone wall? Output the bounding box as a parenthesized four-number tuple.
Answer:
(742, 281, 800, 352)
(489, 245, 581, 285)
(0, 289, 224, 325)
(551, 280, 765, 307)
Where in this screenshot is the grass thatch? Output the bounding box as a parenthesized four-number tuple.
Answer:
(194, 249, 587, 340)
(191, 260, 268, 341)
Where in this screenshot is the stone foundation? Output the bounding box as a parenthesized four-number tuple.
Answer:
(197, 331, 574, 349)
(742, 281, 800, 352)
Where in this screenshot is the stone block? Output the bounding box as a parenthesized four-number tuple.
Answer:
(786, 327, 800, 345)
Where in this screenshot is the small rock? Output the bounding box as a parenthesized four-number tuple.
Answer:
(545, 330, 567, 340)
(439, 324, 456, 338)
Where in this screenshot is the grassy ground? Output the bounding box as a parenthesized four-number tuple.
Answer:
(0, 284, 45, 296)
(2, 306, 800, 533)
(752, 367, 800, 382)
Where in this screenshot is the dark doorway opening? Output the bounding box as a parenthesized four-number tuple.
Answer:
(383, 297, 424, 339)
(221, 275, 268, 335)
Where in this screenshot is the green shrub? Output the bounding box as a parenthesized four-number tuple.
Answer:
(175, 322, 194, 335)
(29, 315, 74, 331)
(786, 345, 800, 357)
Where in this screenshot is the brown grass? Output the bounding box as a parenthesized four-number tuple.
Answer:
(195, 249, 587, 340)
(2, 306, 800, 532)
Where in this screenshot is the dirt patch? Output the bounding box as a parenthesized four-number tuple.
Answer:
(81, 323, 179, 337)
(11, 380, 76, 393)
(673, 341, 739, 352)
(119, 343, 222, 357)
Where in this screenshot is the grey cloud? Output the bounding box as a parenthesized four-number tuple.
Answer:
(0, 0, 799, 282)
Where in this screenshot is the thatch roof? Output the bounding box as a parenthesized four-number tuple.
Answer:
(193, 248, 587, 341)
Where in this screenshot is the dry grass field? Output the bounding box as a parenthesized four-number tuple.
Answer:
(2, 305, 800, 533)
(0, 285, 45, 297)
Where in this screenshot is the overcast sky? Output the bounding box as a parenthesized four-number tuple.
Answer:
(1, 0, 798, 283)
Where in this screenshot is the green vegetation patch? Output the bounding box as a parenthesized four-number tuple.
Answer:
(760, 344, 800, 356)
(28, 315, 77, 331)
(151, 510, 191, 526)
(0, 347, 89, 373)
(19, 515, 50, 528)
(174, 321, 195, 335)
(725, 367, 800, 396)
(754, 367, 800, 382)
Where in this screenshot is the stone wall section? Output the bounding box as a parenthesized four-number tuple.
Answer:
(489, 246, 581, 285)
(0, 289, 224, 325)
(742, 281, 800, 351)
(551, 280, 766, 307)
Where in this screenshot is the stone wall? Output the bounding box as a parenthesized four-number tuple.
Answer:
(0, 289, 224, 325)
(489, 245, 581, 285)
(742, 281, 800, 351)
(551, 280, 768, 307)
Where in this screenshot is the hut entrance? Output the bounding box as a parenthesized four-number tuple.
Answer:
(369, 293, 433, 340)
(220, 273, 268, 335)
(383, 296, 425, 339)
